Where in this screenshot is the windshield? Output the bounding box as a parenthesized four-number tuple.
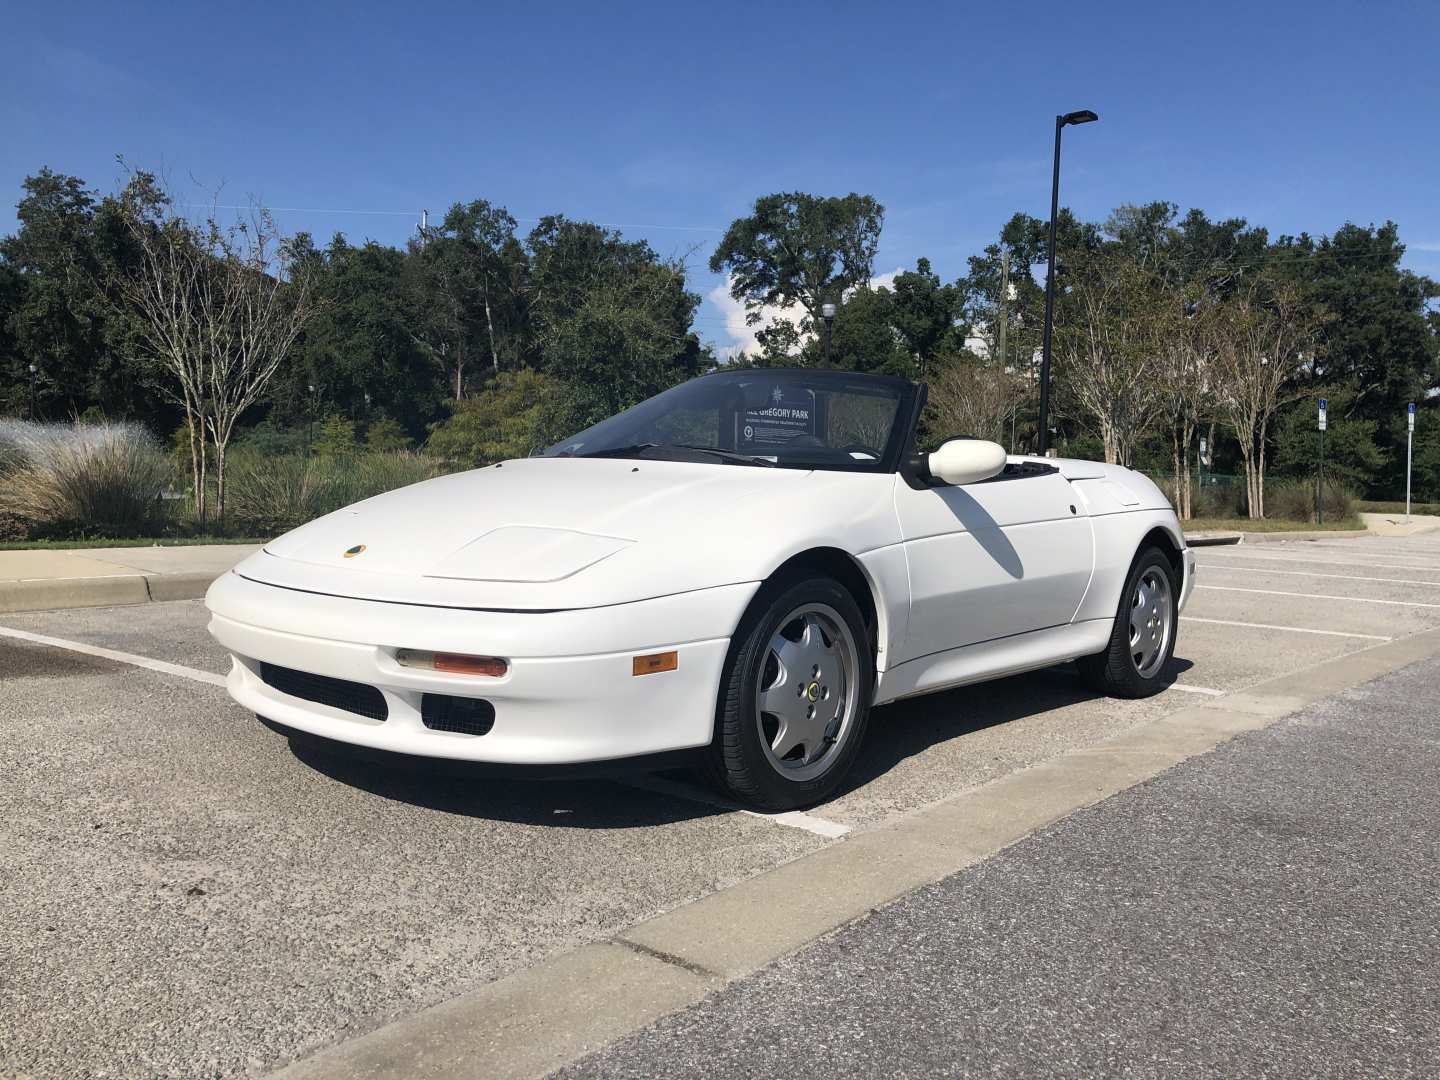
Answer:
(541, 370, 913, 471)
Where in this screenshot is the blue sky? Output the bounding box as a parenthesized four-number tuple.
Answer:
(3, 0, 1437, 355)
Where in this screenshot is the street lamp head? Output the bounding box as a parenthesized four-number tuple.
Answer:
(28, 363, 37, 374)
(821, 302, 837, 320)
(1061, 110, 1099, 126)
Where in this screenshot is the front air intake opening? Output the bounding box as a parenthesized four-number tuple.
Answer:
(260, 663, 388, 722)
(421, 694, 496, 736)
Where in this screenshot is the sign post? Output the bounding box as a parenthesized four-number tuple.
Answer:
(1407, 402, 1416, 524)
(1317, 398, 1328, 525)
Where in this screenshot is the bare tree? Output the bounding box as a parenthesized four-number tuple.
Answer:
(925, 354, 1025, 444)
(1055, 254, 1165, 465)
(1211, 275, 1320, 518)
(115, 170, 317, 526)
(1152, 282, 1220, 518)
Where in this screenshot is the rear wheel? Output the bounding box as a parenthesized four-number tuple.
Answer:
(706, 575, 873, 810)
(1077, 546, 1177, 698)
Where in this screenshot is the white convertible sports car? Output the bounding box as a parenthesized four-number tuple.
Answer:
(207, 368, 1194, 809)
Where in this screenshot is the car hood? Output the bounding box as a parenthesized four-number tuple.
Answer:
(232, 457, 897, 611)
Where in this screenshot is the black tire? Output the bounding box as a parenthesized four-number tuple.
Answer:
(705, 574, 874, 810)
(1076, 546, 1178, 698)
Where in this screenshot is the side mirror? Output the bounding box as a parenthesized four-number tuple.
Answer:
(926, 438, 1007, 486)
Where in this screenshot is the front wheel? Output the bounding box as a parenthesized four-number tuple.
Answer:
(706, 575, 873, 810)
(1077, 546, 1178, 698)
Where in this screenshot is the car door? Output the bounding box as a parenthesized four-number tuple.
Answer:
(891, 464, 1094, 664)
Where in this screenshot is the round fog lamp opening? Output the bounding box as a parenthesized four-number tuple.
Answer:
(396, 649, 508, 677)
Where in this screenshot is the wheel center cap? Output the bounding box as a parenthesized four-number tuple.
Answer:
(806, 681, 820, 702)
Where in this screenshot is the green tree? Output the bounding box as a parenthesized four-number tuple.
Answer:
(1271, 391, 1385, 491)
(1271, 223, 1437, 432)
(818, 286, 910, 375)
(886, 258, 962, 377)
(1389, 407, 1440, 501)
(0, 261, 26, 416)
(279, 233, 444, 435)
(430, 200, 528, 372)
(0, 169, 156, 425)
(527, 216, 704, 428)
(710, 192, 884, 339)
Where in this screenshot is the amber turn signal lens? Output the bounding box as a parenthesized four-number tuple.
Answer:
(434, 653, 508, 677)
(632, 651, 678, 676)
(396, 649, 507, 677)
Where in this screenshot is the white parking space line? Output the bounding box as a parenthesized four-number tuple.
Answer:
(1166, 682, 1226, 696)
(621, 774, 852, 839)
(1200, 565, 1440, 587)
(1182, 616, 1391, 641)
(0, 624, 229, 687)
(3, 620, 854, 837)
(1196, 584, 1440, 609)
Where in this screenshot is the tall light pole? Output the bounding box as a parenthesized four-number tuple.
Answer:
(821, 302, 836, 368)
(28, 363, 37, 420)
(1037, 108, 1098, 456)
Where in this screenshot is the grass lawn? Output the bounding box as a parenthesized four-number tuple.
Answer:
(1182, 515, 1365, 534)
(0, 535, 267, 551)
(1356, 500, 1440, 516)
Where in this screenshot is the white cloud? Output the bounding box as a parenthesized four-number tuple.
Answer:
(709, 267, 911, 360)
(867, 267, 903, 292)
(709, 279, 811, 361)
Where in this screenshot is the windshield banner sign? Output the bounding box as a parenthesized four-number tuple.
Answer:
(741, 386, 817, 447)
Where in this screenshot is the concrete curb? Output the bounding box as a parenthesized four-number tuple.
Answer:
(1239, 528, 1370, 543)
(1184, 532, 1242, 546)
(265, 626, 1440, 1080)
(0, 571, 217, 614)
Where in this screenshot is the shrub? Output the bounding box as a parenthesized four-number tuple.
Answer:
(364, 416, 411, 452)
(1143, 472, 1243, 519)
(333, 452, 444, 510)
(1190, 478, 1243, 519)
(225, 451, 447, 536)
(234, 419, 311, 457)
(426, 369, 557, 467)
(224, 453, 331, 536)
(1265, 479, 1313, 522)
(0, 509, 31, 542)
(313, 414, 359, 457)
(0, 420, 171, 539)
(1264, 477, 1356, 522)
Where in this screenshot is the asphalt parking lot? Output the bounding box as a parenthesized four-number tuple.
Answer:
(4, 530, 1440, 1078)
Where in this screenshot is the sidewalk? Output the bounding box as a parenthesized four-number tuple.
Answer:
(1360, 511, 1440, 537)
(0, 544, 257, 613)
(560, 654, 1440, 1079)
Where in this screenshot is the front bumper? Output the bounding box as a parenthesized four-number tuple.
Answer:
(206, 571, 758, 765)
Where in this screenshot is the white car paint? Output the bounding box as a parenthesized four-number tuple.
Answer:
(207, 451, 1190, 766)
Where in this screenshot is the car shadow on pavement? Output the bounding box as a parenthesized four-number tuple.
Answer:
(281, 734, 723, 830)
(835, 657, 1198, 796)
(270, 655, 1197, 827)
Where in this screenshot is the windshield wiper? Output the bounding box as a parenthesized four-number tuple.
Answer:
(575, 442, 774, 467)
(666, 444, 776, 467)
(575, 443, 659, 458)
